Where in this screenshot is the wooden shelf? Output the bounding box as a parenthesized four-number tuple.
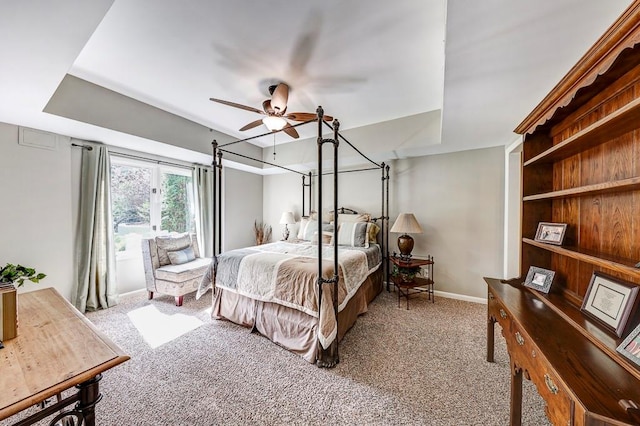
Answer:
(523, 176, 640, 201)
(523, 238, 640, 279)
(523, 96, 640, 167)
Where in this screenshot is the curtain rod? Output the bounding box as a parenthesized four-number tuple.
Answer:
(109, 151, 209, 171)
(71, 143, 93, 151)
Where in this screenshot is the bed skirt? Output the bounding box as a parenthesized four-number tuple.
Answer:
(211, 267, 384, 363)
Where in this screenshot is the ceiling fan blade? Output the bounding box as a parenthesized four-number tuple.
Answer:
(282, 123, 299, 139)
(271, 83, 289, 113)
(239, 119, 264, 131)
(210, 97, 265, 115)
(285, 112, 334, 122)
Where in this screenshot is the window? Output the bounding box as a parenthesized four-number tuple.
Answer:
(110, 156, 195, 292)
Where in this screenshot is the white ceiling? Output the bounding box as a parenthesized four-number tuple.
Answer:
(0, 0, 633, 165)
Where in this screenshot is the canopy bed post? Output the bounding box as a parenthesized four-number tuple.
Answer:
(216, 150, 223, 255)
(211, 140, 218, 257)
(315, 107, 341, 367)
(381, 162, 387, 290)
(384, 163, 390, 290)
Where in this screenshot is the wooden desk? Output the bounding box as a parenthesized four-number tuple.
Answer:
(0, 288, 129, 425)
(485, 278, 640, 426)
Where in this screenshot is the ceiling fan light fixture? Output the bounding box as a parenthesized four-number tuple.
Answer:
(262, 116, 287, 131)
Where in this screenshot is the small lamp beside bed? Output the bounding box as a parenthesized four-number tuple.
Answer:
(279, 211, 295, 241)
(390, 213, 423, 260)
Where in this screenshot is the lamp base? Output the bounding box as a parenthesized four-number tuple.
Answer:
(397, 234, 414, 260)
(282, 225, 290, 241)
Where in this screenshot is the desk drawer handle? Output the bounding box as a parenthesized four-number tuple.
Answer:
(515, 331, 525, 346)
(499, 309, 507, 319)
(544, 374, 559, 394)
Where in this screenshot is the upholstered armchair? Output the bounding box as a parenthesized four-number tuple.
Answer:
(141, 233, 211, 306)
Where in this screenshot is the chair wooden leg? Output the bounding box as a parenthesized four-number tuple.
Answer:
(147, 291, 154, 300)
(175, 296, 183, 306)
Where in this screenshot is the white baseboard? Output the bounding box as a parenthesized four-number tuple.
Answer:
(119, 288, 146, 298)
(383, 281, 487, 304)
(434, 290, 487, 305)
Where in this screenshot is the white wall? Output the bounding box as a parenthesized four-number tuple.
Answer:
(390, 147, 504, 299)
(224, 167, 263, 250)
(0, 123, 76, 299)
(262, 146, 505, 300)
(263, 173, 303, 241)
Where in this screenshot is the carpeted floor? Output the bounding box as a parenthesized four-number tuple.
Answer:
(4, 289, 551, 425)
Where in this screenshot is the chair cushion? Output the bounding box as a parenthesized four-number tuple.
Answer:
(156, 233, 192, 266)
(167, 247, 196, 265)
(155, 257, 211, 282)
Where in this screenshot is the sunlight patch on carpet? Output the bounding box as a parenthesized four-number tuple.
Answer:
(127, 305, 204, 348)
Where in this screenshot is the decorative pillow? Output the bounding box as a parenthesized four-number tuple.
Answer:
(311, 231, 333, 245)
(334, 222, 371, 248)
(156, 233, 192, 266)
(167, 246, 196, 265)
(368, 222, 380, 243)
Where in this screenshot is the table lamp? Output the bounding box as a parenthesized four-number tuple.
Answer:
(279, 211, 295, 241)
(390, 213, 423, 260)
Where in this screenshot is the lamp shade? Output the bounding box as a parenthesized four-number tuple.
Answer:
(390, 213, 423, 234)
(279, 211, 295, 225)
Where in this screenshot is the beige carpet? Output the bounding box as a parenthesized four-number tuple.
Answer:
(3, 289, 551, 425)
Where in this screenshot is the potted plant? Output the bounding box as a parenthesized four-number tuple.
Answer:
(0, 263, 46, 287)
(391, 264, 421, 283)
(0, 264, 45, 340)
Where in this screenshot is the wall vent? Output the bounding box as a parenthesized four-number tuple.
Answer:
(18, 127, 60, 151)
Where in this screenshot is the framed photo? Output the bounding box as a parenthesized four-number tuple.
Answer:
(524, 266, 555, 293)
(581, 272, 639, 337)
(534, 222, 567, 245)
(617, 323, 640, 366)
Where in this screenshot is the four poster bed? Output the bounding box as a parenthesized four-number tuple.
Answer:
(196, 107, 390, 367)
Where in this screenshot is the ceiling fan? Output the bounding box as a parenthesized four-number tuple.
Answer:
(209, 82, 333, 139)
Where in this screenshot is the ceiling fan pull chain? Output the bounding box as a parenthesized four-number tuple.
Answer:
(273, 133, 276, 161)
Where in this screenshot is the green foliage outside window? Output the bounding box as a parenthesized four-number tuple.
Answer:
(161, 173, 193, 233)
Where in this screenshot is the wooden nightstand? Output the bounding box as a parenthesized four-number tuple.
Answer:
(390, 255, 434, 309)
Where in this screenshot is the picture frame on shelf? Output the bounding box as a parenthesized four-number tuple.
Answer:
(581, 272, 639, 337)
(617, 323, 640, 367)
(534, 222, 567, 245)
(524, 266, 555, 294)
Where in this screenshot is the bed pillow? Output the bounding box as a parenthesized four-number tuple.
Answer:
(337, 213, 371, 225)
(334, 222, 371, 248)
(167, 246, 196, 265)
(299, 219, 333, 241)
(311, 231, 333, 245)
(297, 217, 310, 240)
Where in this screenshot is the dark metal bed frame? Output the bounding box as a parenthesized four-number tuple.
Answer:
(210, 106, 390, 367)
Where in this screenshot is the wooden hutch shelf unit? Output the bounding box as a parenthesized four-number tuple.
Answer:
(486, 2, 640, 425)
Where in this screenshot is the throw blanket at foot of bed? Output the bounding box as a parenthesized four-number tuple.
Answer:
(196, 241, 380, 349)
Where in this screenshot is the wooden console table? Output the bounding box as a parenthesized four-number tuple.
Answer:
(0, 288, 130, 425)
(485, 278, 640, 426)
